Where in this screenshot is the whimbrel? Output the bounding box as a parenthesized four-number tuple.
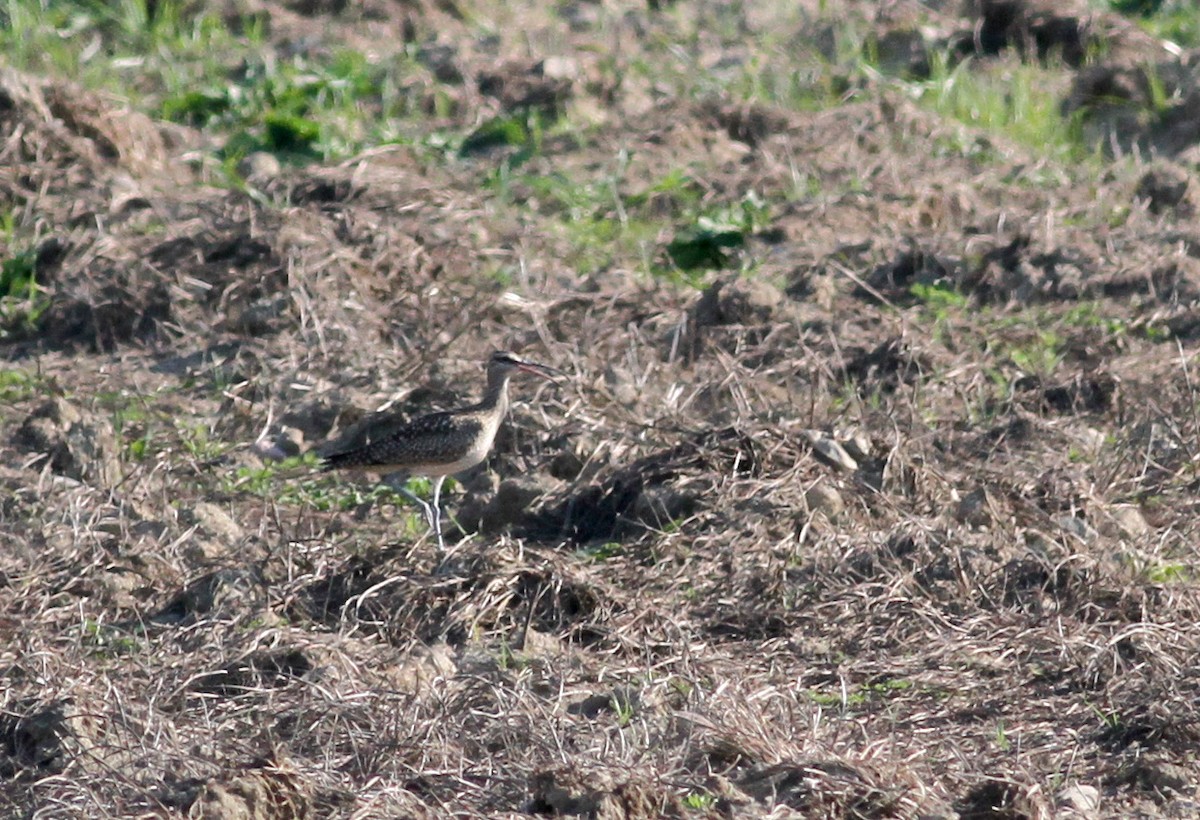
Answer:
(321, 351, 561, 551)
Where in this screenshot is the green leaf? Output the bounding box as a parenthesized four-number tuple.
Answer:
(666, 226, 745, 270)
(263, 111, 321, 153)
(460, 115, 530, 156)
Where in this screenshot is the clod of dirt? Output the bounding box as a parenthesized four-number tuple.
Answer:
(567, 686, 640, 719)
(1065, 63, 1148, 112)
(285, 0, 348, 17)
(186, 762, 311, 820)
(1136, 164, 1195, 216)
(417, 42, 464, 84)
(954, 487, 993, 528)
(227, 294, 292, 336)
(803, 482, 844, 521)
(736, 760, 904, 816)
(535, 427, 753, 543)
(477, 58, 573, 115)
(548, 447, 587, 481)
(388, 643, 457, 697)
(278, 399, 342, 449)
(1065, 61, 1200, 158)
(628, 486, 698, 531)
(14, 397, 118, 486)
(0, 67, 173, 179)
(955, 778, 1041, 819)
(960, 234, 1092, 303)
(159, 567, 266, 623)
(1040, 372, 1118, 414)
(842, 337, 929, 393)
(528, 767, 671, 818)
(180, 502, 246, 545)
(872, 27, 932, 78)
(192, 648, 314, 696)
(704, 100, 790, 148)
(514, 626, 564, 659)
(840, 431, 873, 462)
(1096, 504, 1149, 541)
(0, 699, 127, 778)
(1055, 783, 1100, 818)
(236, 151, 282, 183)
(957, 0, 1095, 67)
(692, 275, 784, 327)
(1120, 758, 1194, 801)
(802, 431, 858, 473)
(478, 477, 544, 534)
(865, 244, 953, 298)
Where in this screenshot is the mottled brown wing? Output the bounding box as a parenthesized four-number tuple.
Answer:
(322, 412, 483, 471)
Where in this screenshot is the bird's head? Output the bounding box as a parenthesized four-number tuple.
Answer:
(488, 350, 561, 383)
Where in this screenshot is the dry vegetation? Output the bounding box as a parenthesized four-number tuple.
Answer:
(4, 0, 1200, 817)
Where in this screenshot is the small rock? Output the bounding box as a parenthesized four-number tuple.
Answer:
(180, 502, 245, 545)
(1023, 529, 1056, 555)
(542, 55, 579, 81)
(841, 432, 873, 462)
(1055, 783, 1100, 818)
(802, 430, 858, 472)
(389, 643, 457, 697)
(236, 150, 281, 183)
(1099, 504, 1150, 541)
(954, 487, 992, 528)
(873, 27, 930, 77)
(261, 426, 304, 459)
(417, 42, 463, 83)
(804, 482, 844, 520)
(14, 397, 118, 486)
(1056, 515, 1097, 543)
(549, 449, 586, 481)
(604, 367, 639, 407)
(516, 627, 564, 657)
(228, 294, 289, 336)
(1136, 164, 1193, 215)
(629, 487, 698, 530)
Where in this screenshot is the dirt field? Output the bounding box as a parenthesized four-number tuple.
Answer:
(4, 0, 1200, 816)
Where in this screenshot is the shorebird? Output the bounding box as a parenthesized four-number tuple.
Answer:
(321, 351, 561, 551)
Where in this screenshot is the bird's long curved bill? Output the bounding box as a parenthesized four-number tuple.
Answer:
(517, 361, 562, 383)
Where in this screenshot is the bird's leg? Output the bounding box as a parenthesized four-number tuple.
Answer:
(431, 475, 446, 552)
(387, 476, 436, 529)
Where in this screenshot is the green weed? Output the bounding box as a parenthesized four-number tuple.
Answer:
(1146, 562, 1191, 583)
(913, 53, 1087, 162)
(1001, 330, 1065, 378)
(0, 245, 46, 336)
(81, 619, 142, 657)
(0, 368, 38, 402)
(665, 191, 771, 274)
(1118, 1, 1200, 48)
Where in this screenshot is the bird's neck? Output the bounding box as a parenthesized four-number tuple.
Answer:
(479, 369, 510, 418)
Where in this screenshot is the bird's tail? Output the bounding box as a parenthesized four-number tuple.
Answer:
(319, 448, 370, 472)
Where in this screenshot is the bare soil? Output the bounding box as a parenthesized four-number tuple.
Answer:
(4, 0, 1200, 817)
